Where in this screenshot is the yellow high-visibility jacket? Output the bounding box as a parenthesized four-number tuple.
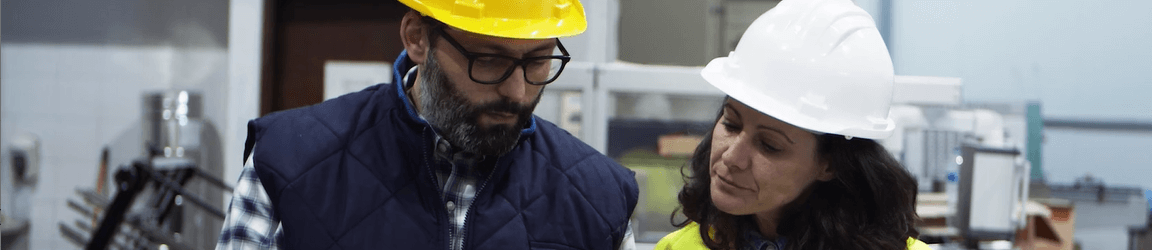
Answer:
(654, 222, 933, 250)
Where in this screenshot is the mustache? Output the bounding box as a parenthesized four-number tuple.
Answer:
(468, 99, 535, 116)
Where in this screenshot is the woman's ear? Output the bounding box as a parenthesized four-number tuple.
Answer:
(816, 161, 835, 182)
(400, 10, 429, 65)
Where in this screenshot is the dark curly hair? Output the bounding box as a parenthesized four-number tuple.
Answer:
(673, 102, 920, 250)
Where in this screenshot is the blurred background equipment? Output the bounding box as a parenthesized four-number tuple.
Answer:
(954, 145, 1030, 248)
(1041, 175, 1149, 250)
(618, 0, 780, 66)
(3, 133, 42, 250)
(57, 90, 229, 250)
(592, 62, 724, 242)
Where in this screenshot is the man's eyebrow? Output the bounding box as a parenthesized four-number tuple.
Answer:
(473, 41, 555, 56)
(527, 41, 556, 54)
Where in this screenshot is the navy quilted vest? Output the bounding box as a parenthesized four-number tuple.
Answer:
(244, 51, 639, 250)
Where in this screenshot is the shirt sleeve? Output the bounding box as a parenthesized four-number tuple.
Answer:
(619, 221, 636, 250)
(216, 149, 283, 250)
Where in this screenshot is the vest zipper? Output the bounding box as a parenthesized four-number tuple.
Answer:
(458, 155, 499, 250)
(420, 128, 453, 250)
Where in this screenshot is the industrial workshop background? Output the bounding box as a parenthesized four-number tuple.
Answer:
(2, 0, 1151, 249)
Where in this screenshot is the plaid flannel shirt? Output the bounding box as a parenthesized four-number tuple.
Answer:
(431, 135, 489, 250)
(217, 140, 635, 250)
(742, 225, 786, 250)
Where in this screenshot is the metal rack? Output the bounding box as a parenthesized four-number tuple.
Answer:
(59, 155, 232, 250)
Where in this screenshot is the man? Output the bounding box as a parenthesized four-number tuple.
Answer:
(215, 0, 639, 249)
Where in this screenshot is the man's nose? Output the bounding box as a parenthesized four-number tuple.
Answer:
(495, 66, 530, 103)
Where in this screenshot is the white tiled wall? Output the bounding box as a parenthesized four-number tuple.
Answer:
(1, 43, 229, 250)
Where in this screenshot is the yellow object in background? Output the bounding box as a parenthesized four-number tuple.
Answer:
(621, 150, 689, 217)
(658, 134, 704, 158)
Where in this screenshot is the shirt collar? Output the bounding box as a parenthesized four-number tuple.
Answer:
(743, 226, 787, 250)
(432, 133, 482, 165)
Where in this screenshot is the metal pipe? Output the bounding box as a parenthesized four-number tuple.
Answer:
(86, 164, 147, 250)
(139, 164, 227, 219)
(123, 216, 196, 250)
(1044, 118, 1152, 132)
(193, 167, 235, 193)
(77, 188, 110, 210)
(68, 199, 96, 217)
(75, 220, 94, 232)
(60, 223, 90, 247)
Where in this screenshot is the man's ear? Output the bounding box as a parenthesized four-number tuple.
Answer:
(400, 10, 429, 65)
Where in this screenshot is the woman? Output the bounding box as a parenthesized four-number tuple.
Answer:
(655, 0, 930, 249)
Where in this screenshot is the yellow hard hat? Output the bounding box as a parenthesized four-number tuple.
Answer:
(399, 0, 587, 39)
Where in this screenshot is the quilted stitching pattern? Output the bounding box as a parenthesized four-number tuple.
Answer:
(250, 59, 637, 249)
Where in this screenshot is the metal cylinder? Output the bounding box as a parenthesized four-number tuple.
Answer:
(142, 91, 203, 158)
(139, 90, 222, 250)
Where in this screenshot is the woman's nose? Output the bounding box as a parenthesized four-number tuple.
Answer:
(720, 135, 754, 171)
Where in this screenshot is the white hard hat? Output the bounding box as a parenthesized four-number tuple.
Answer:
(701, 0, 896, 139)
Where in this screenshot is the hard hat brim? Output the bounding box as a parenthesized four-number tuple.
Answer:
(700, 56, 896, 139)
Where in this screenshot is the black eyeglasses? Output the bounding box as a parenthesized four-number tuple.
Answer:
(433, 27, 571, 85)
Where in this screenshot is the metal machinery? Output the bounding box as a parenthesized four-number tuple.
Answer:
(58, 91, 229, 250)
(2, 133, 41, 250)
(955, 145, 1030, 248)
(879, 76, 1035, 248)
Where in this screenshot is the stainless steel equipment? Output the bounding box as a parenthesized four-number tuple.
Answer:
(955, 144, 1031, 249)
(3, 133, 41, 250)
(143, 90, 204, 158)
(60, 90, 228, 250)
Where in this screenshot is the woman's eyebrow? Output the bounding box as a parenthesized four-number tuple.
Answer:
(723, 104, 741, 119)
(756, 125, 795, 144)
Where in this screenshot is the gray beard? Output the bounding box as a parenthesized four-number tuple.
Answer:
(417, 51, 542, 156)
